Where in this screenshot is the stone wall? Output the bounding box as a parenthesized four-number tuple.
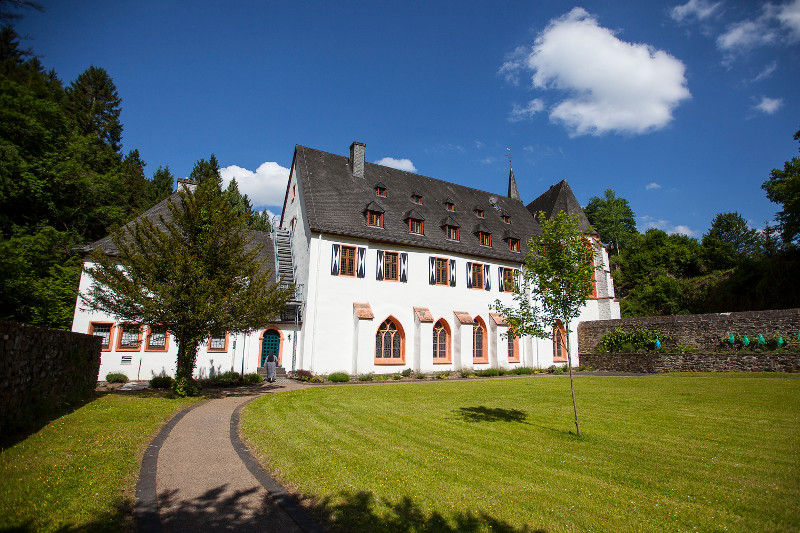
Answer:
(0, 321, 101, 434)
(578, 308, 800, 373)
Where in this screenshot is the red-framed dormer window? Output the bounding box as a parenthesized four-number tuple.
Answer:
(479, 231, 492, 247)
(376, 186, 387, 197)
(509, 238, 520, 252)
(367, 210, 384, 227)
(445, 201, 455, 212)
(476, 208, 485, 218)
(502, 214, 511, 224)
(409, 219, 423, 235)
(412, 194, 423, 205)
(445, 225, 459, 241)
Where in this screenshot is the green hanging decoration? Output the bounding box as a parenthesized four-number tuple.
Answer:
(728, 333, 735, 344)
(777, 334, 784, 346)
(742, 335, 750, 347)
(758, 334, 765, 345)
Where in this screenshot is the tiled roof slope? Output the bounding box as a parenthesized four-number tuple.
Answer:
(525, 179, 592, 233)
(79, 191, 276, 284)
(294, 145, 542, 263)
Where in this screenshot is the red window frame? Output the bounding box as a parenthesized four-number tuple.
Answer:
(472, 262, 484, 290)
(433, 319, 451, 363)
(88, 322, 115, 351)
(384, 251, 399, 281)
(208, 332, 229, 353)
(479, 232, 491, 247)
(367, 210, 384, 227)
(509, 238, 520, 252)
(435, 257, 449, 285)
(376, 186, 387, 197)
(445, 225, 459, 241)
(409, 219, 423, 235)
(553, 321, 567, 362)
(375, 317, 405, 364)
(340, 245, 356, 277)
(507, 331, 520, 363)
(117, 323, 142, 352)
(145, 325, 169, 352)
(473, 317, 488, 363)
(412, 195, 423, 205)
(503, 269, 515, 291)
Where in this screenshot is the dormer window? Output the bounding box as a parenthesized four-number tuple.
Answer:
(446, 225, 459, 241)
(479, 232, 492, 247)
(509, 238, 520, 252)
(475, 207, 485, 218)
(367, 210, 383, 227)
(502, 214, 511, 224)
(411, 194, 423, 205)
(444, 201, 455, 212)
(375, 184, 387, 197)
(409, 219, 423, 235)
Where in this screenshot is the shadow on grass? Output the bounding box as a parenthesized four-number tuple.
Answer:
(453, 406, 529, 423)
(0, 393, 98, 449)
(312, 490, 547, 533)
(0, 506, 131, 532)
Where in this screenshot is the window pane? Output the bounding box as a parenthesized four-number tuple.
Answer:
(120, 325, 139, 348)
(149, 327, 166, 347)
(93, 324, 111, 348)
(210, 334, 226, 349)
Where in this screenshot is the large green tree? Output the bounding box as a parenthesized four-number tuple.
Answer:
(64, 65, 122, 153)
(762, 127, 800, 244)
(701, 212, 763, 270)
(584, 188, 637, 255)
(494, 212, 596, 436)
(81, 178, 292, 395)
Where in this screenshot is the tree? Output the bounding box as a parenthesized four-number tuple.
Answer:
(81, 177, 293, 395)
(189, 154, 221, 186)
(494, 211, 596, 436)
(583, 188, 637, 255)
(64, 65, 122, 153)
(701, 212, 762, 270)
(144, 164, 174, 207)
(762, 127, 800, 245)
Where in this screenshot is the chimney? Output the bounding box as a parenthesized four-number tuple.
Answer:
(350, 141, 366, 179)
(177, 178, 197, 193)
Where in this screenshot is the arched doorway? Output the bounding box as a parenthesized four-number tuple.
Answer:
(260, 329, 281, 366)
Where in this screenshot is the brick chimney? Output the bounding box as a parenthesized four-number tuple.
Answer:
(350, 141, 366, 179)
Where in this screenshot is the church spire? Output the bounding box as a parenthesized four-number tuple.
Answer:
(508, 166, 521, 201)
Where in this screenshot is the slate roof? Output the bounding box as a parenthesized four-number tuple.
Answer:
(525, 179, 592, 233)
(292, 145, 543, 263)
(79, 191, 276, 284)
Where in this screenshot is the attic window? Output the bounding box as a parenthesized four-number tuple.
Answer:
(509, 238, 520, 252)
(475, 208, 485, 218)
(412, 194, 423, 205)
(445, 225, 459, 241)
(409, 219, 423, 235)
(444, 201, 455, 212)
(375, 186, 387, 197)
(479, 232, 492, 247)
(502, 214, 511, 224)
(367, 210, 384, 227)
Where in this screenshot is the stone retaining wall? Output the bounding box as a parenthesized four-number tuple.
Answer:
(578, 308, 800, 373)
(0, 321, 101, 434)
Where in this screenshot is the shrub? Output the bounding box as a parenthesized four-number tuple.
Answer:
(358, 373, 374, 381)
(292, 370, 313, 382)
(149, 375, 172, 389)
(475, 368, 500, 377)
(547, 365, 566, 375)
(459, 369, 475, 378)
(105, 372, 128, 383)
(172, 377, 201, 397)
(597, 326, 666, 353)
(243, 373, 263, 385)
(401, 368, 413, 377)
(210, 371, 242, 387)
(392, 373, 403, 380)
(414, 372, 427, 380)
(375, 375, 390, 381)
(328, 372, 350, 383)
(309, 375, 324, 383)
(509, 367, 535, 375)
(435, 371, 452, 379)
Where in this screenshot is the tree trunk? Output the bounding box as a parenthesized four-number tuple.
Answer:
(175, 332, 200, 381)
(565, 327, 581, 437)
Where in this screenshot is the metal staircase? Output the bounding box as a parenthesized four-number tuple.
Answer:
(273, 229, 296, 290)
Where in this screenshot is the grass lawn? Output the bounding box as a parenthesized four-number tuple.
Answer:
(241, 374, 800, 532)
(0, 393, 201, 532)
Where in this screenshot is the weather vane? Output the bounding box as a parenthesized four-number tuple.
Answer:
(506, 147, 512, 167)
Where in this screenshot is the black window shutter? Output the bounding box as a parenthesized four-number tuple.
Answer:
(429, 257, 435, 285)
(484, 264, 491, 291)
(498, 266, 505, 292)
(400, 253, 408, 283)
(331, 244, 340, 276)
(450, 259, 456, 286)
(376, 250, 384, 280)
(466, 262, 473, 289)
(357, 247, 366, 278)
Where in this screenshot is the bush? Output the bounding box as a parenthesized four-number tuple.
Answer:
(475, 368, 500, 377)
(547, 365, 566, 375)
(414, 372, 427, 379)
(459, 369, 475, 378)
(209, 371, 242, 387)
(292, 370, 313, 382)
(401, 368, 413, 377)
(509, 367, 535, 375)
(149, 375, 172, 389)
(328, 372, 350, 383)
(597, 326, 666, 353)
(309, 375, 324, 383)
(375, 375, 390, 381)
(392, 373, 403, 380)
(358, 373, 374, 381)
(435, 371, 452, 379)
(105, 372, 128, 383)
(172, 377, 201, 397)
(243, 373, 263, 384)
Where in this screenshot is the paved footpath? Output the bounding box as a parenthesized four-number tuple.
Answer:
(136, 380, 325, 533)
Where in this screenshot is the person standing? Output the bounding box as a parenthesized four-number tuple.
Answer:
(266, 352, 277, 382)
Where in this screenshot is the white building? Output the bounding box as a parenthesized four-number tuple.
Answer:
(71, 141, 620, 380)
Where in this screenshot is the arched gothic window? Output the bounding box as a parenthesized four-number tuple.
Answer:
(375, 318, 404, 364)
(433, 319, 450, 362)
(473, 317, 487, 363)
(553, 320, 567, 362)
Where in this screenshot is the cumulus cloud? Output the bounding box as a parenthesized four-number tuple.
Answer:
(219, 161, 290, 208)
(502, 8, 690, 136)
(717, 0, 800, 56)
(646, 182, 662, 190)
(374, 157, 418, 173)
(670, 0, 723, 22)
(640, 215, 698, 237)
(755, 96, 784, 114)
(508, 99, 545, 123)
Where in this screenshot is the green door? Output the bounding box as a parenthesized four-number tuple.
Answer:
(261, 329, 280, 366)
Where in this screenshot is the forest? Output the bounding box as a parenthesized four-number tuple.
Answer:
(1, 11, 798, 331)
(0, 24, 270, 330)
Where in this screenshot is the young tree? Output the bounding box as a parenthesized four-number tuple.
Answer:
(81, 178, 293, 395)
(583, 188, 637, 255)
(762, 127, 800, 245)
(494, 211, 596, 436)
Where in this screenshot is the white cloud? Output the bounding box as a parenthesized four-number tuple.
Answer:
(646, 182, 662, 190)
(508, 99, 545, 122)
(640, 216, 698, 237)
(752, 61, 778, 82)
(219, 161, 290, 208)
(671, 0, 723, 22)
(717, 0, 800, 57)
(755, 96, 784, 114)
(504, 8, 690, 136)
(374, 157, 417, 173)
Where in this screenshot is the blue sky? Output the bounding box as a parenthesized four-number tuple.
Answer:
(15, 0, 800, 238)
